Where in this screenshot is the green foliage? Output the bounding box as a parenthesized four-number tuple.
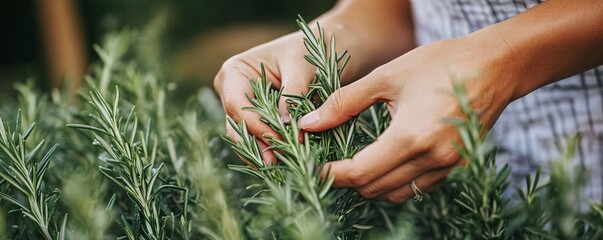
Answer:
(394, 84, 603, 240)
(224, 16, 394, 239)
(69, 88, 184, 239)
(224, 16, 603, 240)
(177, 109, 242, 240)
(0, 14, 601, 240)
(61, 169, 110, 239)
(0, 29, 239, 239)
(0, 111, 65, 240)
(0, 209, 5, 239)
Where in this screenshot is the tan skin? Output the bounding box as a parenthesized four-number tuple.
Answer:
(214, 0, 603, 203)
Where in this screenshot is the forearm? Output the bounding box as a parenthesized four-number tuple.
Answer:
(469, 0, 603, 100)
(314, 0, 416, 83)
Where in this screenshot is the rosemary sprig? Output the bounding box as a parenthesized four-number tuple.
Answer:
(0, 112, 65, 240)
(446, 83, 511, 239)
(68, 87, 186, 240)
(177, 111, 243, 240)
(65, 30, 240, 240)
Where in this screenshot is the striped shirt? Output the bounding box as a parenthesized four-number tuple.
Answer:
(411, 0, 603, 201)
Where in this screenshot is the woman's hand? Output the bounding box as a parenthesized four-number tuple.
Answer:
(214, 0, 416, 165)
(298, 0, 603, 203)
(297, 36, 517, 203)
(215, 32, 318, 164)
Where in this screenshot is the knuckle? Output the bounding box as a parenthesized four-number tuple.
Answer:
(326, 89, 353, 117)
(214, 58, 232, 87)
(357, 185, 379, 199)
(220, 55, 244, 71)
(215, 56, 245, 85)
(402, 132, 431, 154)
(329, 89, 346, 111)
(214, 56, 247, 101)
(401, 128, 442, 156)
(431, 146, 459, 167)
(346, 169, 372, 186)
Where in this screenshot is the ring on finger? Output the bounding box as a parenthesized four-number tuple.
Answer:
(410, 180, 423, 202)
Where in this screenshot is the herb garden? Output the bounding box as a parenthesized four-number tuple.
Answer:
(0, 16, 601, 240)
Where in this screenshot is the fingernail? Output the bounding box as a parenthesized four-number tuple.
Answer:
(297, 111, 319, 129)
(278, 101, 291, 124)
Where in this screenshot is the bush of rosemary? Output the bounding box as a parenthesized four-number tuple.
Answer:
(0, 15, 600, 240)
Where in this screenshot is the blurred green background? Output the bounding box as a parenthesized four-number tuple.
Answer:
(0, 0, 335, 98)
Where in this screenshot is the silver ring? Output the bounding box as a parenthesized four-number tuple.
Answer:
(410, 180, 423, 202)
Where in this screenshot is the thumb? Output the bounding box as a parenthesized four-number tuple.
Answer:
(297, 76, 389, 132)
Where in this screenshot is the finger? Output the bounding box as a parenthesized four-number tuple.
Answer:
(355, 155, 452, 199)
(278, 61, 315, 123)
(356, 146, 463, 198)
(321, 123, 426, 188)
(219, 70, 280, 144)
(297, 73, 394, 132)
(376, 168, 450, 204)
(226, 121, 277, 166)
(358, 152, 462, 199)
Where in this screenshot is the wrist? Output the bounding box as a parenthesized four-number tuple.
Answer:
(463, 25, 542, 102)
(464, 0, 603, 101)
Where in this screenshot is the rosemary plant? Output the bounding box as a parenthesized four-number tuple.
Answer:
(1, 13, 602, 240)
(69, 88, 181, 239)
(64, 30, 241, 240)
(225, 16, 392, 239)
(177, 111, 242, 240)
(446, 83, 510, 238)
(0, 112, 66, 240)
